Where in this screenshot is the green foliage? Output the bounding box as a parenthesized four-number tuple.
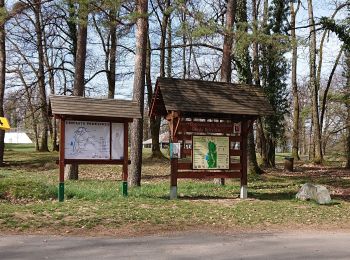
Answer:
(319, 16, 350, 51)
(235, 0, 252, 84)
(191, 23, 217, 39)
(0, 7, 8, 23)
(260, 0, 290, 140)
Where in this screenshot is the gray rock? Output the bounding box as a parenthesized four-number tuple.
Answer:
(296, 183, 331, 205)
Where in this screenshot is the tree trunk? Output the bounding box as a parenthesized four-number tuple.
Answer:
(307, 0, 323, 164)
(147, 0, 170, 159)
(221, 0, 236, 83)
(252, 0, 259, 86)
(107, 9, 117, 99)
(257, 118, 268, 167)
(267, 137, 275, 167)
(236, 0, 262, 174)
(215, 0, 236, 185)
(18, 70, 40, 151)
(159, 0, 170, 78)
(345, 50, 350, 168)
(146, 36, 162, 159)
(0, 0, 5, 166)
(42, 22, 58, 152)
(129, 0, 148, 187)
(252, 0, 267, 169)
(167, 17, 172, 78)
(248, 130, 263, 174)
(66, 1, 88, 180)
(290, 0, 300, 160)
(34, 0, 49, 152)
(73, 7, 88, 96)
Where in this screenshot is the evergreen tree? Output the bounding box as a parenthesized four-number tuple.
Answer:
(259, 0, 289, 167)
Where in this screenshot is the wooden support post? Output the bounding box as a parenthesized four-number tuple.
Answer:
(240, 120, 248, 199)
(170, 134, 178, 199)
(122, 122, 129, 196)
(170, 158, 178, 199)
(58, 118, 65, 202)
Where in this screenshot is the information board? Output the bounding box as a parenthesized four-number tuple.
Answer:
(65, 120, 110, 160)
(192, 136, 229, 170)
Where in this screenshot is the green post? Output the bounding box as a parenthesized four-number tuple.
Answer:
(122, 181, 128, 196)
(58, 182, 64, 202)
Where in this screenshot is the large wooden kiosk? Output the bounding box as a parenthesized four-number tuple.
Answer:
(150, 78, 273, 199)
(50, 95, 141, 201)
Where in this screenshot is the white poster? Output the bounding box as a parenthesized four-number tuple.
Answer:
(170, 143, 181, 159)
(65, 120, 110, 160)
(111, 123, 124, 159)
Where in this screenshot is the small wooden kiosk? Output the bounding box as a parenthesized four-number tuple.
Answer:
(150, 78, 273, 199)
(50, 95, 141, 201)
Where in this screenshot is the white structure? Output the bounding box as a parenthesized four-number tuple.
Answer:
(143, 132, 169, 148)
(5, 132, 33, 144)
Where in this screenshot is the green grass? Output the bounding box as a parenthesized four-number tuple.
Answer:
(1, 144, 350, 235)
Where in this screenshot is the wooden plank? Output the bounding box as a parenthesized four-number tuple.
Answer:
(63, 159, 130, 165)
(182, 149, 191, 156)
(177, 121, 234, 134)
(178, 162, 192, 170)
(177, 171, 241, 179)
(230, 150, 242, 156)
(230, 136, 242, 142)
(230, 163, 242, 170)
(175, 135, 192, 141)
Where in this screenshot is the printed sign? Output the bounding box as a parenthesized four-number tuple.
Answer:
(192, 136, 229, 170)
(65, 121, 110, 160)
(170, 142, 181, 159)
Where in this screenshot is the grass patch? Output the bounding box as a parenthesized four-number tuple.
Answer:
(1, 147, 350, 234)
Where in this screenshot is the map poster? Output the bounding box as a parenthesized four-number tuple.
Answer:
(65, 120, 110, 160)
(192, 136, 229, 170)
(111, 123, 124, 160)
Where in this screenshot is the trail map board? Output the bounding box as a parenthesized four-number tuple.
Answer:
(65, 121, 124, 160)
(50, 95, 141, 202)
(192, 136, 229, 169)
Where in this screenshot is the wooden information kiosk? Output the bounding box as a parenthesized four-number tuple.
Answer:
(150, 78, 273, 199)
(50, 95, 141, 201)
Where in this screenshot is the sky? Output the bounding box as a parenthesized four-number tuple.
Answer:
(112, 0, 348, 99)
(295, 0, 346, 81)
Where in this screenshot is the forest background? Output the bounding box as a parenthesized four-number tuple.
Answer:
(0, 0, 349, 186)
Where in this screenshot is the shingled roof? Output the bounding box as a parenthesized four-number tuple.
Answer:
(50, 95, 141, 120)
(150, 78, 274, 118)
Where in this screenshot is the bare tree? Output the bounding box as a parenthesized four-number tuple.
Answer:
(345, 50, 350, 168)
(146, 0, 172, 159)
(290, 0, 301, 160)
(65, 0, 89, 180)
(307, 0, 323, 164)
(0, 0, 6, 166)
(32, 0, 50, 152)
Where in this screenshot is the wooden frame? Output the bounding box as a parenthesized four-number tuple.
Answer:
(149, 77, 273, 200)
(56, 115, 130, 202)
(167, 113, 254, 199)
